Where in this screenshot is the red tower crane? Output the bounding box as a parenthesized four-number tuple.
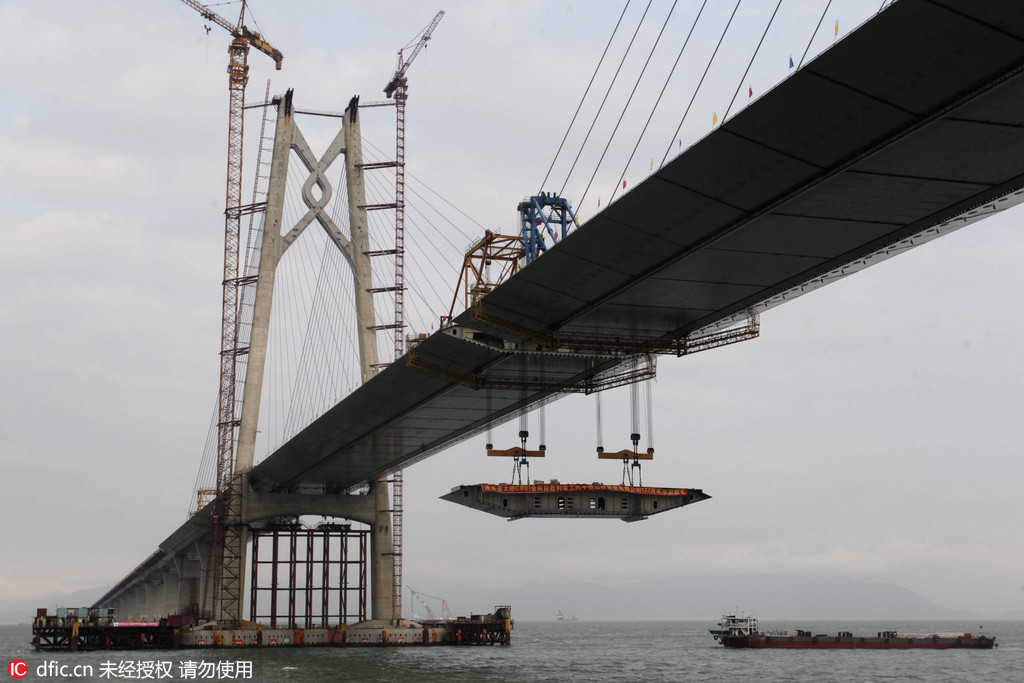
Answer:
(408, 586, 454, 621)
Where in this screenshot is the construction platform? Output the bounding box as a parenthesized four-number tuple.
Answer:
(31, 607, 512, 651)
(442, 482, 710, 522)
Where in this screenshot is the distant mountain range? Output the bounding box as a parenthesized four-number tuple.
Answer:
(419, 574, 1002, 621)
(3, 575, 1018, 624)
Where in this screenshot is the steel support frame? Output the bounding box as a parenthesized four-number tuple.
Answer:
(469, 303, 760, 357)
(518, 194, 578, 263)
(447, 231, 524, 321)
(249, 523, 368, 628)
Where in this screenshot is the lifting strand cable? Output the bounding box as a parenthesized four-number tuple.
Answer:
(630, 359, 640, 446)
(538, 356, 546, 451)
(645, 372, 654, 455)
(722, 0, 784, 124)
(580, 0, 680, 213)
(559, 0, 655, 199)
(538, 0, 632, 194)
(611, 0, 708, 201)
(660, 0, 743, 168)
(625, 358, 641, 486)
(486, 389, 493, 450)
(517, 353, 529, 484)
(799, 0, 833, 70)
(595, 391, 604, 453)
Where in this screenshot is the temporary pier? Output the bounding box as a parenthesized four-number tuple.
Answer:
(32, 606, 512, 651)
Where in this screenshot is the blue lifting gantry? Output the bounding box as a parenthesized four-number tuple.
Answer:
(518, 193, 578, 264)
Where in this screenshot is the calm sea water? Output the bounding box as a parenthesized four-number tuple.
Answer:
(3, 620, 1021, 682)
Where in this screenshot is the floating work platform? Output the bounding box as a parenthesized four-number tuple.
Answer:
(32, 609, 177, 651)
(442, 483, 710, 522)
(31, 607, 512, 651)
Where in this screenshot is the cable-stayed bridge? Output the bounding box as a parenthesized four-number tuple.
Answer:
(96, 0, 1024, 633)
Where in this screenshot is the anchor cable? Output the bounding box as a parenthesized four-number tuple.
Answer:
(559, 0, 654, 198)
(611, 0, 708, 199)
(539, 0, 632, 194)
(722, 0, 783, 124)
(660, 0, 743, 168)
(799, 0, 833, 70)
(578, 0, 679, 214)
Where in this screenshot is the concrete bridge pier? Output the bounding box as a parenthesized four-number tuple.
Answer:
(370, 479, 394, 623)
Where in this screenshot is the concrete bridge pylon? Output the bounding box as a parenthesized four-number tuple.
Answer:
(216, 89, 394, 625)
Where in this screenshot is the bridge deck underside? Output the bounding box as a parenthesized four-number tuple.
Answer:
(104, 0, 1024, 603)
(249, 0, 1024, 494)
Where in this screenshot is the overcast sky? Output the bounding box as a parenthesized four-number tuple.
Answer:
(1, 0, 1021, 619)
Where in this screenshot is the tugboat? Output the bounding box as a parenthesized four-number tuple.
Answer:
(711, 614, 996, 649)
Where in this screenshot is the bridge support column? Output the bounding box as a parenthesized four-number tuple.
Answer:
(371, 481, 394, 622)
(175, 541, 206, 622)
(158, 569, 178, 618)
(143, 579, 161, 620)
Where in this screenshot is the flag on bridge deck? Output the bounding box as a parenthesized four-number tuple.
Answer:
(712, 112, 718, 126)
(622, 180, 627, 189)
(748, 86, 753, 98)
(678, 138, 682, 150)
(789, 54, 794, 69)
(835, 19, 839, 37)
(598, 197, 601, 207)
(650, 159, 654, 171)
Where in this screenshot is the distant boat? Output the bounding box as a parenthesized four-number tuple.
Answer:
(556, 610, 578, 621)
(711, 614, 995, 649)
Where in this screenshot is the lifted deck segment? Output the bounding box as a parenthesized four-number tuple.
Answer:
(441, 483, 710, 522)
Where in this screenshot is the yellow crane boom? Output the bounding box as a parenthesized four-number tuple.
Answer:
(179, 0, 283, 69)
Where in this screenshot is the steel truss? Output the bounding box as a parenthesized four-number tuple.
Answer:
(469, 303, 760, 358)
(407, 350, 656, 395)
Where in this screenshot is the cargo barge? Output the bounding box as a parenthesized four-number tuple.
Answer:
(32, 606, 512, 651)
(711, 614, 995, 649)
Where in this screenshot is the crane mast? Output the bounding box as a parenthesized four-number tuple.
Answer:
(382, 10, 444, 623)
(177, 0, 282, 627)
(384, 10, 444, 364)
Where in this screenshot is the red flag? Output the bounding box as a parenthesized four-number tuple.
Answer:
(748, 87, 753, 98)
(622, 180, 627, 189)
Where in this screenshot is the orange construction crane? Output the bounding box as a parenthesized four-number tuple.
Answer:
(176, 0, 282, 627)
